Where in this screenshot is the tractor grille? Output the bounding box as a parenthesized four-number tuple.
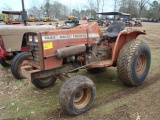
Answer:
(28, 42, 40, 66)
(27, 34, 41, 68)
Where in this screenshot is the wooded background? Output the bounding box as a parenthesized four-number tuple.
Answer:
(2, 0, 160, 20)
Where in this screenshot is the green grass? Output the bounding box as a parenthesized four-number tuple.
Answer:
(0, 66, 125, 119)
(1, 47, 159, 119)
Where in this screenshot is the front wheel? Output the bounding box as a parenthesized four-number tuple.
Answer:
(59, 76, 96, 115)
(11, 52, 29, 79)
(117, 40, 151, 86)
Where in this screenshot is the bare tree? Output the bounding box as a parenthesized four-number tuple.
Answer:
(158, 3, 160, 21)
(101, 0, 105, 12)
(49, 1, 69, 20)
(138, 0, 149, 17)
(119, 0, 127, 12)
(119, 0, 139, 18)
(2, 4, 12, 11)
(28, 1, 45, 19)
(85, 0, 96, 18)
(114, 0, 119, 11)
(96, 0, 101, 13)
(45, 0, 50, 17)
(149, 1, 160, 21)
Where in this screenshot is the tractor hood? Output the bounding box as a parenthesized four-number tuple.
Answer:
(0, 25, 56, 51)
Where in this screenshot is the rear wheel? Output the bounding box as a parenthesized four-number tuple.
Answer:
(0, 54, 14, 67)
(31, 76, 57, 89)
(117, 40, 151, 86)
(59, 76, 96, 115)
(11, 52, 29, 79)
(0, 58, 10, 67)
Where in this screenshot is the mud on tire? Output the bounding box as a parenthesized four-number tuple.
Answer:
(59, 76, 96, 115)
(31, 76, 57, 89)
(11, 52, 29, 79)
(117, 40, 151, 86)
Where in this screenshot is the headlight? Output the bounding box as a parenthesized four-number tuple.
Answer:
(34, 36, 38, 42)
(28, 35, 38, 42)
(29, 36, 32, 42)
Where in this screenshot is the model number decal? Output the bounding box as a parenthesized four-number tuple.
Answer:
(43, 42, 53, 50)
(42, 33, 99, 41)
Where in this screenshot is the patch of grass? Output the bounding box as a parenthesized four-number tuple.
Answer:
(150, 49, 160, 68)
(0, 76, 63, 119)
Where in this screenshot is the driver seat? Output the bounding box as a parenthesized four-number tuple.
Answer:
(101, 21, 125, 38)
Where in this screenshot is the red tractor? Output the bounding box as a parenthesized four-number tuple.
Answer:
(13, 22, 150, 115)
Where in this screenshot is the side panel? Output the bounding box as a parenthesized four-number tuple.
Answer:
(41, 22, 101, 70)
(87, 22, 101, 44)
(41, 28, 88, 70)
(112, 30, 146, 62)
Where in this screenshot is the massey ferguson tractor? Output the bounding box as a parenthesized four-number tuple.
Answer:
(13, 22, 150, 115)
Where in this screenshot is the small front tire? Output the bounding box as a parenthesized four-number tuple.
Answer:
(59, 76, 96, 115)
(11, 52, 29, 79)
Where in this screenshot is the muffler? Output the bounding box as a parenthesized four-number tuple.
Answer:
(56, 44, 86, 58)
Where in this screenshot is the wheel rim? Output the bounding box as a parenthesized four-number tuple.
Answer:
(4, 57, 12, 65)
(73, 88, 91, 109)
(3, 53, 14, 65)
(136, 54, 147, 75)
(19, 60, 29, 76)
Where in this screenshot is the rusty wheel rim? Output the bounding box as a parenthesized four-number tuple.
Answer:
(136, 54, 147, 75)
(19, 60, 28, 76)
(4, 54, 13, 65)
(4, 58, 12, 65)
(73, 88, 91, 109)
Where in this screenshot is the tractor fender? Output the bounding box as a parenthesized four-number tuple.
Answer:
(112, 29, 146, 63)
(0, 35, 5, 49)
(21, 33, 28, 51)
(0, 35, 8, 58)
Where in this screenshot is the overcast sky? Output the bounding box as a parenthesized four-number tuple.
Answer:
(0, 0, 114, 12)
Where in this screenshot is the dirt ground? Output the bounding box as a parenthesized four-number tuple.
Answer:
(0, 22, 160, 120)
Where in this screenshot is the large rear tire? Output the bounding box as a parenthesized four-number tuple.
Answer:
(117, 40, 151, 86)
(59, 76, 96, 115)
(31, 76, 57, 89)
(11, 52, 29, 79)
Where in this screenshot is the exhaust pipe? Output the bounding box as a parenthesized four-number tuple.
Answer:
(56, 44, 86, 59)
